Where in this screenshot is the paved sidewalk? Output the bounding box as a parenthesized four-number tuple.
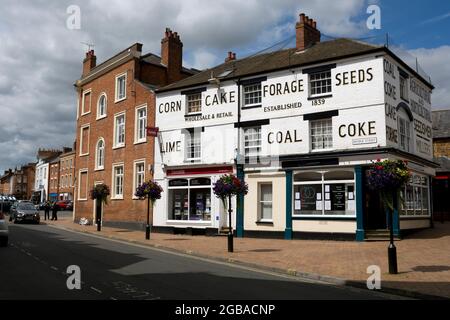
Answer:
(42, 216, 450, 299)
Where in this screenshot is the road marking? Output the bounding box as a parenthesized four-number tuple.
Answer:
(90, 287, 102, 294)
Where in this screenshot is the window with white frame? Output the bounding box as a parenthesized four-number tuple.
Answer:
(309, 70, 332, 97)
(294, 170, 356, 217)
(187, 93, 202, 114)
(243, 127, 261, 159)
(243, 83, 262, 107)
(310, 119, 333, 150)
(114, 113, 125, 148)
(115, 73, 126, 102)
(185, 131, 201, 161)
(112, 165, 124, 199)
(133, 161, 145, 195)
(96, 139, 105, 170)
(398, 117, 411, 152)
(80, 125, 90, 156)
(81, 89, 91, 115)
(259, 183, 273, 221)
(97, 93, 107, 118)
(400, 174, 430, 216)
(400, 75, 408, 101)
(135, 106, 147, 143)
(78, 170, 88, 200)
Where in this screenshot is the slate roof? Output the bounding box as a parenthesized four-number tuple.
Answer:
(432, 109, 450, 139)
(157, 38, 433, 93)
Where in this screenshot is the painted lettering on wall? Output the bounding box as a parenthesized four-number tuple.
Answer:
(416, 139, 431, 155)
(383, 59, 396, 80)
(384, 81, 397, 100)
(264, 102, 302, 112)
(205, 91, 236, 106)
(335, 68, 373, 86)
(385, 103, 397, 121)
(185, 112, 233, 122)
(386, 126, 398, 143)
(159, 101, 182, 114)
(262, 80, 304, 97)
(267, 130, 302, 144)
(411, 99, 431, 121)
(410, 79, 431, 104)
(414, 119, 432, 139)
(339, 122, 376, 138)
(161, 141, 181, 153)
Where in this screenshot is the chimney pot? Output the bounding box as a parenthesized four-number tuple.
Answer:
(296, 12, 321, 51)
(300, 13, 306, 23)
(312, 20, 317, 29)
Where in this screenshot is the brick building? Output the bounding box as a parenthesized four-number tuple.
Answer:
(59, 149, 75, 201)
(0, 164, 36, 200)
(73, 29, 197, 228)
(432, 109, 450, 221)
(48, 156, 60, 202)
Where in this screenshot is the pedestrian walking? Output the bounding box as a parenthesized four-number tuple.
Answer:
(44, 201, 50, 220)
(51, 202, 58, 221)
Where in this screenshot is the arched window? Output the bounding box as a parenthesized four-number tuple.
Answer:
(96, 138, 105, 170)
(97, 93, 107, 119)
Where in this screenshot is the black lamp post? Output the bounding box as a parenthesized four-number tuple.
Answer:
(387, 204, 398, 274)
(95, 198, 102, 232)
(227, 195, 233, 253)
(146, 197, 151, 240)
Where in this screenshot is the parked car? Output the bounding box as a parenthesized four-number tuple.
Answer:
(56, 200, 73, 210)
(38, 202, 48, 210)
(0, 211, 8, 247)
(10, 202, 40, 224)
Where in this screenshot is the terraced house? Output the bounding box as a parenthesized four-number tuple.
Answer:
(154, 13, 436, 240)
(73, 29, 197, 228)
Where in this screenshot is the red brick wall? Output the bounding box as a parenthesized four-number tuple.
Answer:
(74, 59, 157, 223)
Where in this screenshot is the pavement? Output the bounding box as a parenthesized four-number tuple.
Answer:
(0, 219, 401, 300)
(34, 212, 450, 299)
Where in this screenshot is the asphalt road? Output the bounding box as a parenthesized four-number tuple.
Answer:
(0, 222, 402, 300)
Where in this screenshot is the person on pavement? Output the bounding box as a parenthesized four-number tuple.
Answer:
(44, 201, 51, 220)
(51, 202, 58, 221)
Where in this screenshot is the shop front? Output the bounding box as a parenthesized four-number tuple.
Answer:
(154, 166, 234, 235)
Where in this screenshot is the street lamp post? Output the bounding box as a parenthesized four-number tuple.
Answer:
(146, 197, 151, 240)
(227, 195, 233, 253)
(387, 208, 398, 274)
(95, 198, 102, 232)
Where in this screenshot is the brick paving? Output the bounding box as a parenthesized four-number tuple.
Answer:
(43, 214, 450, 299)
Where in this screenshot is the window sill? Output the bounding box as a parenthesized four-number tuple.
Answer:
(242, 105, 262, 110)
(184, 159, 201, 164)
(307, 94, 333, 101)
(81, 111, 91, 116)
(256, 220, 274, 226)
(184, 113, 202, 118)
(94, 167, 104, 172)
(78, 198, 87, 201)
(79, 153, 89, 157)
(114, 97, 126, 104)
(111, 197, 124, 201)
(112, 145, 125, 150)
(134, 140, 147, 145)
(310, 148, 334, 153)
(96, 115, 107, 121)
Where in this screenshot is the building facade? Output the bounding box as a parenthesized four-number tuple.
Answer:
(432, 109, 450, 222)
(33, 149, 62, 203)
(73, 29, 197, 228)
(154, 14, 436, 240)
(48, 157, 60, 202)
(59, 150, 75, 201)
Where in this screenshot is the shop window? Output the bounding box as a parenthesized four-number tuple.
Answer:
(400, 174, 430, 216)
(293, 170, 355, 216)
(168, 177, 211, 221)
(259, 184, 273, 221)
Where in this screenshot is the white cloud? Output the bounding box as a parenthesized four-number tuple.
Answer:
(408, 46, 450, 110)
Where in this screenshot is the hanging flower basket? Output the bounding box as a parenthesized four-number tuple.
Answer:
(213, 174, 248, 206)
(90, 184, 110, 205)
(366, 159, 410, 210)
(135, 180, 163, 204)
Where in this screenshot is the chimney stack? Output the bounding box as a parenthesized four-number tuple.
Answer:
(296, 13, 321, 51)
(225, 51, 237, 63)
(82, 50, 96, 76)
(161, 28, 183, 84)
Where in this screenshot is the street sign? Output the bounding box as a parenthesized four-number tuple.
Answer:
(146, 126, 159, 137)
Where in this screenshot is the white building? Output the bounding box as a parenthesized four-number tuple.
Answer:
(154, 14, 436, 240)
(33, 150, 61, 203)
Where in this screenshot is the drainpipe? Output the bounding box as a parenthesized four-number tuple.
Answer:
(236, 79, 245, 238)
